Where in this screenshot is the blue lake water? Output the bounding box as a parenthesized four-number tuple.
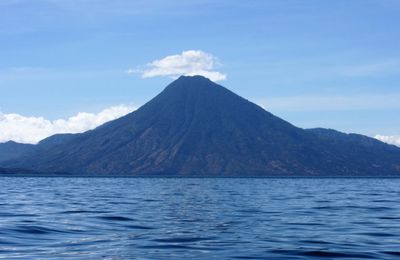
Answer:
(1, 177, 400, 259)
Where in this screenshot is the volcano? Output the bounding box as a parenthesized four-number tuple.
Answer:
(2, 75, 400, 176)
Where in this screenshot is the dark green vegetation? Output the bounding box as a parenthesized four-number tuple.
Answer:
(1, 76, 399, 176)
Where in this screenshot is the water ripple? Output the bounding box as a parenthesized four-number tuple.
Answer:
(0, 177, 400, 259)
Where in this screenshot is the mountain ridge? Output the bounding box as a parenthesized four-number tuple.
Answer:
(1, 75, 399, 176)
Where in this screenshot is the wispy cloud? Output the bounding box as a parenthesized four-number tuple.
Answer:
(0, 67, 122, 85)
(0, 105, 136, 144)
(128, 50, 227, 82)
(243, 57, 400, 87)
(338, 60, 400, 77)
(257, 94, 400, 112)
(374, 135, 400, 147)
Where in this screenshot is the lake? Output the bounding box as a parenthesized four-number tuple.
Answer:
(0, 177, 400, 259)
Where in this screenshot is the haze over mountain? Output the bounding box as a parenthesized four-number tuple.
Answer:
(1, 76, 399, 176)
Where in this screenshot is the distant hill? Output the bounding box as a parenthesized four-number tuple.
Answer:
(0, 134, 77, 164)
(1, 76, 399, 176)
(0, 141, 34, 163)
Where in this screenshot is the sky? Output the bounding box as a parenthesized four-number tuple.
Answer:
(0, 0, 399, 146)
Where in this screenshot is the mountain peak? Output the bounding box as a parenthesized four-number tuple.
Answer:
(156, 74, 229, 104)
(168, 75, 218, 90)
(176, 75, 214, 82)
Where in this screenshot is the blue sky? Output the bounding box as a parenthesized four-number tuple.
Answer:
(0, 0, 399, 144)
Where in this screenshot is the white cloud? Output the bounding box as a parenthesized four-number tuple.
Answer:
(0, 105, 136, 144)
(129, 50, 227, 81)
(374, 135, 400, 147)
